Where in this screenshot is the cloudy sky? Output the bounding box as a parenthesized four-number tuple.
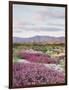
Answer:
(13, 4, 65, 38)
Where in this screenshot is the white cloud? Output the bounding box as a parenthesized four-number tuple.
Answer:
(13, 4, 65, 38)
(13, 30, 65, 38)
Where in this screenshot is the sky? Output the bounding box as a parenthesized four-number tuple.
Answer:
(13, 4, 65, 38)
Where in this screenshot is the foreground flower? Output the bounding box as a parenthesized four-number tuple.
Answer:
(13, 62, 65, 88)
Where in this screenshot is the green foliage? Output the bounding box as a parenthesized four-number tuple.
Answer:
(59, 60, 65, 69)
(13, 43, 65, 63)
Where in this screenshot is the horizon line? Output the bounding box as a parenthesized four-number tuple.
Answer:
(13, 35, 65, 38)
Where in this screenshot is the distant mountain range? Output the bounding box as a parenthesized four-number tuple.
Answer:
(13, 36, 65, 44)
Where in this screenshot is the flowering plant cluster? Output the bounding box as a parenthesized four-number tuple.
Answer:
(18, 52, 57, 64)
(13, 62, 65, 88)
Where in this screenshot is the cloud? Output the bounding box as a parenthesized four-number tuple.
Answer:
(13, 21, 64, 32)
(13, 4, 65, 38)
(13, 30, 65, 38)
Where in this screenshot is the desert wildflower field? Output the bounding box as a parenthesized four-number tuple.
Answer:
(12, 43, 65, 87)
